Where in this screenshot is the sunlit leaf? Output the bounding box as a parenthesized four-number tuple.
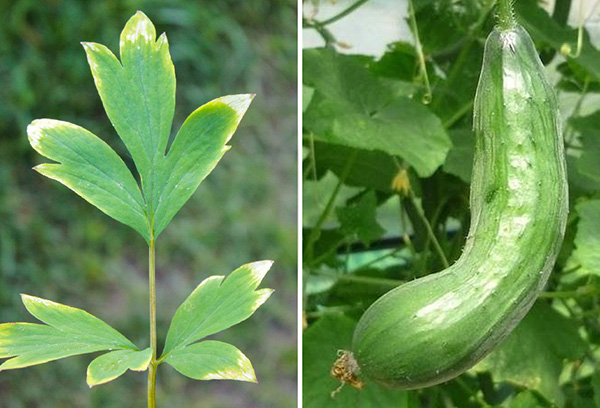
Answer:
(87, 347, 153, 387)
(27, 119, 149, 240)
(162, 261, 274, 357)
(29, 11, 254, 240)
(82, 11, 175, 209)
(152, 94, 254, 236)
(0, 295, 137, 371)
(164, 341, 256, 382)
(304, 48, 451, 177)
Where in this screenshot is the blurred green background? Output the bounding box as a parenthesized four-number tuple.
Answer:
(0, 0, 297, 407)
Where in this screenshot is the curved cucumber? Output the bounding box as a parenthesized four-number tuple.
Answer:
(341, 23, 568, 389)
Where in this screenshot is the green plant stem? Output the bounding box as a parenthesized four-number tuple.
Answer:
(454, 377, 491, 407)
(148, 238, 157, 408)
(312, 269, 403, 287)
(442, 100, 474, 128)
(540, 285, 600, 299)
(320, 0, 370, 26)
(407, 0, 432, 104)
(305, 151, 357, 265)
(356, 247, 405, 270)
(496, 0, 515, 30)
(408, 192, 450, 269)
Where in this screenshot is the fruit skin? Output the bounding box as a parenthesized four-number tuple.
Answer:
(349, 23, 568, 389)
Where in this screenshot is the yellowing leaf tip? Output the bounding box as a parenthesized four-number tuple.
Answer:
(218, 94, 254, 116)
(247, 260, 274, 282)
(123, 11, 155, 44)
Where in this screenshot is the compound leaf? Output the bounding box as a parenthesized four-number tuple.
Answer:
(152, 94, 254, 237)
(27, 119, 149, 241)
(164, 341, 256, 382)
(87, 347, 153, 387)
(162, 261, 274, 357)
(30, 12, 254, 240)
(0, 295, 137, 371)
(82, 11, 175, 209)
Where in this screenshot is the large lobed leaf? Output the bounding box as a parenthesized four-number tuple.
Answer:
(303, 48, 451, 178)
(162, 261, 274, 357)
(475, 302, 586, 407)
(0, 295, 137, 372)
(28, 11, 254, 241)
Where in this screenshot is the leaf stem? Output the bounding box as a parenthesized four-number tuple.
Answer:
(540, 285, 600, 299)
(148, 237, 157, 408)
(407, 0, 432, 104)
(408, 191, 450, 269)
(496, 0, 515, 30)
(312, 269, 403, 287)
(305, 151, 357, 265)
(320, 0, 370, 26)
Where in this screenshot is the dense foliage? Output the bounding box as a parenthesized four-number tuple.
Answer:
(0, 1, 297, 407)
(303, 0, 600, 407)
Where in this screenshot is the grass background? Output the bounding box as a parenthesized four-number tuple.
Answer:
(0, 1, 297, 407)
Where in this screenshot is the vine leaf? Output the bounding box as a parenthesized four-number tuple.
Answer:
(475, 302, 585, 406)
(161, 261, 274, 358)
(570, 200, 600, 276)
(164, 341, 256, 382)
(303, 314, 414, 407)
(28, 11, 254, 242)
(27, 119, 149, 240)
(336, 191, 385, 245)
(87, 347, 153, 387)
(0, 295, 138, 371)
(303, 48, 451, 178)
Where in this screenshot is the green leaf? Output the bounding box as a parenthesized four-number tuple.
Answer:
(303, 85, 315, 112)
(303, 48, 451, 177)
(303, 315, 415, 408)
(82, 11, 175, 209)
(162, 261, 274, 357)
(510, 391, 550, 408)
(312, 142, 398, 192)
(336, 191, 385, 245)
(571, 200, 600, 276)
(515, 0, 600, 83)
(152, 94, 254, 236)
(569, 111, 600, 184)
(475, 302, 586, 407)
(0, 295, 137, 371)
(443, 129, 474, 183)
(31, 12, 254, 240)
(27, 119, 149, 241)
(87, 347, 153, 387)
(592, 370, 600, 408)
(164, 341, 256, 382)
